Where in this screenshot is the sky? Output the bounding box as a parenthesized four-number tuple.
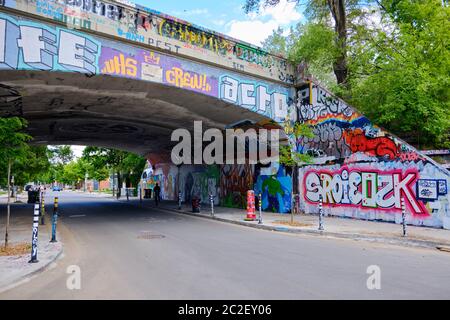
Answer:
(133, 0, 305, 47)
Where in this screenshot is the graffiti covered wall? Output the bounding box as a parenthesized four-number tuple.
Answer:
(142, 162, 293, 214)
(141, 163, 221, 205)
(0, 12, 295, 123)
(297, 83, 450, 229)
(1, 0, 295, 84)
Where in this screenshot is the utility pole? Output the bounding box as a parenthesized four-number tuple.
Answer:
(4, 159, 12, 247)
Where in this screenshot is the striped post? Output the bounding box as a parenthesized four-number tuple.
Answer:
(210, 194, 214, 217)
(50, 197, 58, 243)
(318, 195, 324, 231)
(401, 197, 407, 237)
(40, 192, 45, 225)
(178, 192, 182, 210)
(29, 202, 40, 263)
(258, 193, 263, 224)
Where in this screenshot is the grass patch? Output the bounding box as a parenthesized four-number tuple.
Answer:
(0, 243, 31, 256)
(273, 220, 312, 227)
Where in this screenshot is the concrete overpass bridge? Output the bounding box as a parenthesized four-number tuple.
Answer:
(1, 0, 449, 228)
(0, 0, 297, 156)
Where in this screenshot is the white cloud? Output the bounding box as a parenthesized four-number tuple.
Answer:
(227, 20, 278, 46)
(258, 0, 302, 25)
(225, 0, 302, 47)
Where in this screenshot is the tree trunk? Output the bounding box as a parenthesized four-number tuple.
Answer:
(5, 159, 11, 248)
(327, 0, 348, 87)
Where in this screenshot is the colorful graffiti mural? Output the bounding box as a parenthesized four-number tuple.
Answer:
(220, 164, 254, 209)
(303, 166, 427, 216)
(0, 11, 294, 123)
(254, 163, 292, 213)
(343, 128, 399, 160)
(297, 82, 450, 228)
(2, 0, 295, 83)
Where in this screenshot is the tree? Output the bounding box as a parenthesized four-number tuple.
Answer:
(279, 122, 314, 221)
(48, 145, 74, 166)
(244, 0, 365, 87)
(0, 117, 31, 247)
(349, 0, 450, 148)
(257, 0, 449, 149)
(82, 147, 146, 197)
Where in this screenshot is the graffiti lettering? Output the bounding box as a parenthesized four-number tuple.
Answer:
(165, 67, 212, 93)
(101, 53, 137, 77)
(0, 15, 99, 74)
(219, 75, 289, 120)
(343, 128, 399, 160)
(304, 167, 428, 216)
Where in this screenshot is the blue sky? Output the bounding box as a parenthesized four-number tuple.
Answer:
(132, 0, 305, 46)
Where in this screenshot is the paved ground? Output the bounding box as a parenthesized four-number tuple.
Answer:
(74, 190, 450, 248)
(1, 191, 450, 299)
(0, 192, 63, 292)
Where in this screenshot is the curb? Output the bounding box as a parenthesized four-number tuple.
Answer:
(0, 218, 64, 294)
(132, 202, 450, 251)
(0, 244, 63, 294)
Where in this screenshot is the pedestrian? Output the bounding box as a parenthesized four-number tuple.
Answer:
(153, 183, 161, 206)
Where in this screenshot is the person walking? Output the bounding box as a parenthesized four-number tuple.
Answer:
(153, 183, 161, 206)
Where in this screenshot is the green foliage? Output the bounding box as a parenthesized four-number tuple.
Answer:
(257, 0, 449, 149)
(261, 27, 288, 56)
(349, 0, 450, 148)
(48, 145, 74, 165)
(279, 123, 314, 167)
(0, 117, 31, 162)
(82, 147, 146, 187)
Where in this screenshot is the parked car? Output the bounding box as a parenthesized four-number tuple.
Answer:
(52, 186, 62, 191)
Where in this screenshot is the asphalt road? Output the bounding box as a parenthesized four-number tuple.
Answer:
(1, 191, 450, 299)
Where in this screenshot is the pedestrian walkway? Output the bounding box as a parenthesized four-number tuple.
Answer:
(0, 193, 63, 293)
(128, 198, 450, 250)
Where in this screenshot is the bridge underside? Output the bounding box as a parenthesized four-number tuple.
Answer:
(0, 70, 269, 156)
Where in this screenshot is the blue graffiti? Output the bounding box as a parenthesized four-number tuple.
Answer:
(219, 75, 290, 121)
(0, 13, 100, 74)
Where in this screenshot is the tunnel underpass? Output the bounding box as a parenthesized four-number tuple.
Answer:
(0, 69, 272, 156)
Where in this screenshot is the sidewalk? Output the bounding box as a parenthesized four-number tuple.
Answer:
(0, 193, 63, 293)
(125, 197, 450, 250)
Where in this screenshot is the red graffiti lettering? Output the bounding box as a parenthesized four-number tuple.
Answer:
(343, 128, 399, 160)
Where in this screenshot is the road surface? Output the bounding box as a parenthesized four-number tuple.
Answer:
(1, 191, 450, 299)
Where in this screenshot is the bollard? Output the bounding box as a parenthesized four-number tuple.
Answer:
(29, 202, 40, 263)
(210, 194, 214, 217)
(50, 197, 58, 243)
(258, 193, 263, 224)
(178, 192, 182, 210)
(318, 195, 324, 231)
(401, 197, 407, 237)
(40, 193, 45, 225)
